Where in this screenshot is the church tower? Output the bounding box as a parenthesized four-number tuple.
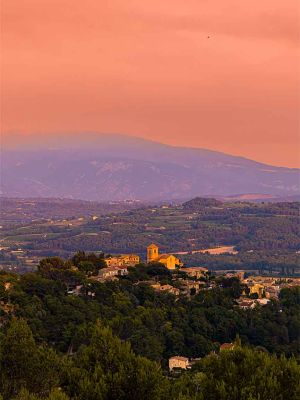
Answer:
(147, 244, 159, 263)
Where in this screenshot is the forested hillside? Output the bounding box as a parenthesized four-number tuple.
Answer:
(0, 255, 299, 399)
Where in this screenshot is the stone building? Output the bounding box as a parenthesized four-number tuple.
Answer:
(105, 254, 140, 268)
(169, 356, 190, 370)
(147, 244, 182, 270)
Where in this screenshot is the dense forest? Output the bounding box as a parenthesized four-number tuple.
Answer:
(0, 254, 299, 399)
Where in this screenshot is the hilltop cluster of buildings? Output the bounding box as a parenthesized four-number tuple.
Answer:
(242, 275, 300, 300)
(2, 241, 299, 370)
(215, 271, 300, 304)
(90, 244, 212, 299)
(63, 244, 300, 304)
(218, 273, 300, 309)
(92, 245, 212, 298)
(94, 244, 186, 282)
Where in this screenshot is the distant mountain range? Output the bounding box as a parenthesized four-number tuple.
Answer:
(1, 133, 299, 201)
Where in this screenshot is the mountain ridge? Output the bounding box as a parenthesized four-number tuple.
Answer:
(1, 133, 299, 201)
(3, 132, 298, 169)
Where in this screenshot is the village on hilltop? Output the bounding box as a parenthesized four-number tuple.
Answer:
(85, 244, 300, 371)
(1, 242, 300, 372)
(88, 244, 300, 305)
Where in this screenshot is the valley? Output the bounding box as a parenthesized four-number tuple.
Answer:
(1, 197, 299, 276)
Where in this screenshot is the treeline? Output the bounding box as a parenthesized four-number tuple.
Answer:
(1, 319, 299, 400)
(182, 198, 300, 216)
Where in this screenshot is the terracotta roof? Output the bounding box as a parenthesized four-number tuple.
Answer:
(157, 254, 172, 260)
(220, 343, 235, 350)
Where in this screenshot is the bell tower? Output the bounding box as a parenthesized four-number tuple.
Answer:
(147, 244, 159, 263)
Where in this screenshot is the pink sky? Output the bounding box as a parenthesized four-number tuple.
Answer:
(2, 0, 299, 167)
